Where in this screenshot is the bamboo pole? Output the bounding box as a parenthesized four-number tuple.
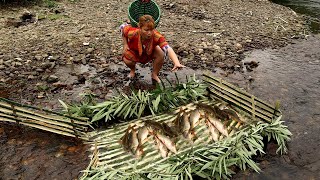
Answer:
(202, 73, 281, 115)
(0, 98, 89, 122)
(207, 87, 272, 122)
(204, 77, 279, 117)
(0, 101, 89, 126)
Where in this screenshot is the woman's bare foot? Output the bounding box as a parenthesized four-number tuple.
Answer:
(151, 74, 161, 83)
(128, 70, 135, 78)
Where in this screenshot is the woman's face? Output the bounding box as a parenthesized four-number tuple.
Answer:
(140, 25, 153, 40)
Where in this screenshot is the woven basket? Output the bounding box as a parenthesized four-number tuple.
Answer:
(128, 0, 161, 27)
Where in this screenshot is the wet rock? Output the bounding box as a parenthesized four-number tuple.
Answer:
(86, 48, 94, 54)
(37, 92, 45, 99)
(47, 75, 59, 83)
(4, 60, 12, 67)
(27, 75, 36, 80)
(235, 43, 243, 50)
(35, 55, 43, 61)
(15, 57, 23, 62)
(197, 48, 204, 54)
(216, 62, 227, 68)
(92, 78, 100, 84)
(52, 81, 67, 88)
(36, 68, 44, 72)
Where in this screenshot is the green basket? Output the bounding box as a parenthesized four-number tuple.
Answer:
(128, 0, 161, 27)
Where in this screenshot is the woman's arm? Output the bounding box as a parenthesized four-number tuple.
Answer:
(167, 47, 185, 71)
(122, 35, 129, 54)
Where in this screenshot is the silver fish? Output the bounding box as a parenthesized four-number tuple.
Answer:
(135, 145, 144, 158)
(155, 137, 168, 158)
(205, 119, 220, 142)
(120, 125, 133, 151)
(138, 126, 149, 144)
(156, 133, 177, 154)
(207, 115, 228, 136)
(181, 113, 191, 135)
(129, 128, 139, 154)
(189, 109, 201, 129)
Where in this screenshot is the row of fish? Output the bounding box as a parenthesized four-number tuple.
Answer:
(119, 120, 177, 158)
(119, 103, 246, 158)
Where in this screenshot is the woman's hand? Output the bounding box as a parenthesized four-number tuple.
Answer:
(171, 63, 186, 71)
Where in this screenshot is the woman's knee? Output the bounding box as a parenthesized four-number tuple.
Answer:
(153, 46, 165, 60)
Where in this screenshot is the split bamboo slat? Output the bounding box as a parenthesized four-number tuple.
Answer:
(202, 72, 281, 123)
(0, 98, 90, 139)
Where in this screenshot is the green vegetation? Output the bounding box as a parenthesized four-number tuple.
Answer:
(59, 74, 207, 123)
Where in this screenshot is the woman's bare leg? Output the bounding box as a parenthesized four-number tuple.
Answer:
(123, 57, 136, 78)
(152, 46, 165, 82)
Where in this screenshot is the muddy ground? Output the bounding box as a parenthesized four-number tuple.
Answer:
(0, 0, 318, 179)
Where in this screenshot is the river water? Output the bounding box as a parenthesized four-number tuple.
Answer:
(272, 0, 320, 33)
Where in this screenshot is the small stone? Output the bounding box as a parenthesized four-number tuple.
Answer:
(0, 59, 3, 65)
(0, 65, 4, 70)
(47, 75, 59, 83)
(86, 48, 94, 54)
(37, 92, 45, 99)
(197, 48, 204, 54)
(92, 78, 100, 84)
(52, 81, 67, 88)
(15, 57, 23, 62)
(213, 44, 221, 51)
(36, 68, 44, 72)
(216, 62, 227, 68)
(35, 55, 42, 61)
(81, 59, 87, 64)
(15, 62, 23, 66)
(235, 43, 243, 50)
(27, 75, 35, 80)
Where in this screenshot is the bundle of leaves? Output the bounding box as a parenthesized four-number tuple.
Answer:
(59, 92, 97, 118)
(59, 74, 207, 124)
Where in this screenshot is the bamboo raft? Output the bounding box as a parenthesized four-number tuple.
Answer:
(0, 98, 90, 140)
(80, 72, 284, 179)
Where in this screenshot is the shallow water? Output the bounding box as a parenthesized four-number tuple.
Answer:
(272, 0, 320, 33)
(230, 35, 320, 178)
(0, 123, 90, 180)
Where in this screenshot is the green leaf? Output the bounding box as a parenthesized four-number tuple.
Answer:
(58, 99, 68, 110)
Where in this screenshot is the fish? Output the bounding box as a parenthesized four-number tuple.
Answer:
(145, 120, 176, 137)
(181, 113, 191, 138)
(145, 120, 163, 131)
(137, 126, 149, 144)
(155, 137, 168, 158)
(189, 109, 201, 129)
(207, 115, 229, 136)
(221, 109, 242, 123)
(162, 122, 178, 137)
(135, 145, 144, 158)
(205, 119, 220, 142)
(120, 125, 133, 151)
(129, 128, 139, 154)
(185, 129, 197, 141)
(156, 132, 177, 154)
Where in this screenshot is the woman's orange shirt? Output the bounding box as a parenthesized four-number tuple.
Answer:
(122, 25, 168, 64)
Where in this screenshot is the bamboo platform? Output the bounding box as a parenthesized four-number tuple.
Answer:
(80, 73, 283, 179)
(0, 98, 90, 140)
